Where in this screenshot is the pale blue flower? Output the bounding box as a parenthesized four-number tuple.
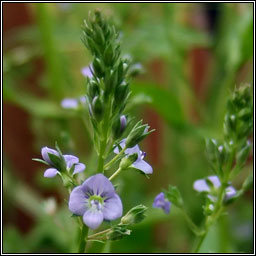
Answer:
(69, 174, 123, 229)
(41, 147, 86, 178)
(61, 96, 86, 109)
(193, 175, 236, 202)
(152, 192, 171, 214)
(114, 139, 153, 174)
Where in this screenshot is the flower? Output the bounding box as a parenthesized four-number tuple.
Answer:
(114, 139, 153, 174)
(68, 174, 123, 229)
(193, 175, 236, 202)
(61, 96, 86, 109)
(41, 147, 86, 178)
(81, 65, 93, 78)
(152, 192, 171, 214)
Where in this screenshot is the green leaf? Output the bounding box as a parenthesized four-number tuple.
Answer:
(165, 185, 184, 208)
(131, 82, 185, 128)
(32, 158, 49, 165)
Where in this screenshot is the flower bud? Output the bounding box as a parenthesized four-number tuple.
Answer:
(92, 96, 104, 121)
(128, 63, 143, 77)
(112, 115, 127, 139)
(87, 80, 100, 100)
(205, 138, 218, 164)
(92, 58, 104, 78)
(236, 141, 251, 167)
(114, 81, 129, 103)
(242, 172, 253, 191)
(125, 121, 153, 148)
(104, 43, 114, 66)
(119, 153, 138, 170)
(121, 205, 147, 225)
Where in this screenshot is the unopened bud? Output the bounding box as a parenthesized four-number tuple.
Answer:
(121, 205, 147, 225)
(92, 96, 104, 121)
(120, 153, 138, 170)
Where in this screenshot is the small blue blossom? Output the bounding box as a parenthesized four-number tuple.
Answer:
(81, 65, 93, 79)
(41, 147, 86, 178)
(69, 173, 123, 229)
(152, 192, 171, 214)
(193, 175, 236, 202)
(114, 139, 153, 174)
(61, 96, 86, 109)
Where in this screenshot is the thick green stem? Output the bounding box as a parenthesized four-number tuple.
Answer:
(96, 98, 112, 173)
(78, 224, 89, 253)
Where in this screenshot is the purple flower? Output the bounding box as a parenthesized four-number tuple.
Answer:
(61, 96, 86, 109)
(41, 147, 86, 178)
(193, 175, 236, 202)
(81, 65, 93, 79)
(152, 192, 171, 214)
(114, 139, 153, 174)
(68, 174, 123, 229)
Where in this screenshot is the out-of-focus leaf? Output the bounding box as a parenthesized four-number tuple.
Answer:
(3, 84, 74, 119)
(131, 82, 185, 128)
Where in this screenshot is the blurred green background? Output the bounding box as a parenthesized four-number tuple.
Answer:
(3, 2, 253, 253)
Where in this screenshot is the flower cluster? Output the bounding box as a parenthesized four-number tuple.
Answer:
(35, 11, 154, 236)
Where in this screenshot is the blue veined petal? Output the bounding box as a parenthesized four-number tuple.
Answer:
(69, 185, 88, 216)
(82, 173, 115, 197)
(83, 209, 103, 229)
(103, 194, 123, 220)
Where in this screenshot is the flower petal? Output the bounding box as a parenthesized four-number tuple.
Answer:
(132, 159, 153, 174)
(81, 66, 93, 79)
(225, 186, 236, 200)
(69, 185, 88, 216)
(153, 192, 165, 208)
(193, 179, 210, 192)
(44, 168, 58, 178)
(163, 201, 171, 214)
(103, 194, 123, 221)
(82, 173, 115, 197)
(152, 192, 171, 214)
(63, 155, 79, 169)
(207, 176, 221, 189)
(83, 209, 103, 229)
(125, 144, 141, 156)
(114, 139, 126, 154)
(61, 98, 78, 109)
(73, 163, 86, 175)
(41, 147, 59, 165)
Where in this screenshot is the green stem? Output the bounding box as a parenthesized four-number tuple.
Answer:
(104, 147, 126, 170)
(96, 98, 112, 173)
(87, 228, 111, 240)
(109, 167, 122, 181)
(181, 210, 202, 236)
(193, 230, 207, 253)
(97, 138, 108, 173)
(78, 223, 89, 253)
